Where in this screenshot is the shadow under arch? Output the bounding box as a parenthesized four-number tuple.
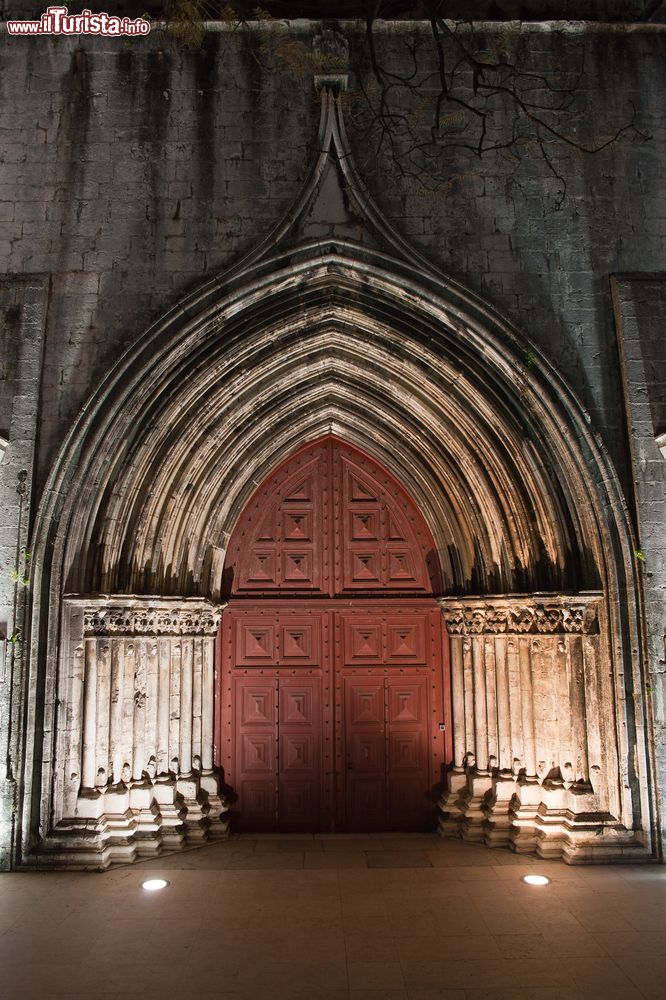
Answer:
(60, 249, 601, 601)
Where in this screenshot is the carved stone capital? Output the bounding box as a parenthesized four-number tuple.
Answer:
(68, 596, 226, 637)
(438, 595, 600, 636)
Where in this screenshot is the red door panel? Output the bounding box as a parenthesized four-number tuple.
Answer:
(349, 779, 386, 832)
(387, 676, 431, 830)
(228, 448, 328, 595)
(347, 682, 384, 726)
(336, 453, 434, 593)
(225, 437, 441, 598)
(239, 683, 275, 726)
(344, 673, 433, 831)
(219, 436, 451, 833)
(388, 679, 426, 724)
(233, 675, 323, 831)
(341, 614, 428, 667)
(234, 679, 277, 830)
(278, 677, 322, 831)
(344, 679, 386, 832)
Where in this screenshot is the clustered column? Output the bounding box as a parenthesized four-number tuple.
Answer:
(437, 595, 620, 860)
(59, 597, 228, 864)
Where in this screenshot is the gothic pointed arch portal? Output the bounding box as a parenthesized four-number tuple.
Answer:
(217, 436, 451, 832)
(16, 88, 657, 868)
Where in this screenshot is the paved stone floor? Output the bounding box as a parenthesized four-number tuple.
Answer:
(1, 834, 665, 999)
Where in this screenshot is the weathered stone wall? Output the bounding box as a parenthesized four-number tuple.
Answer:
(348, 23, 665, 505)
(0, 27, 317, 495)
(612, 276, 666, 858)
(0, 19, 664, 864)
(0, 23, 664, 497)
(0, 277, 47, 868)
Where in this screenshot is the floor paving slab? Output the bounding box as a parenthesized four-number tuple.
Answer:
(0, 833, 663, 998)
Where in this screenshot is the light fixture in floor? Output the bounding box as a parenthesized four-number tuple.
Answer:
(141, 878, 170, 891)
(521, 874, 551, 886)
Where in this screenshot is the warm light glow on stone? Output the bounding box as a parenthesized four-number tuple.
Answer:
(521, 874, 551, 886)
(142, 878, 169, 891)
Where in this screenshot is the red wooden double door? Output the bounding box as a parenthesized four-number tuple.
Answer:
(217, 438, 451, 832)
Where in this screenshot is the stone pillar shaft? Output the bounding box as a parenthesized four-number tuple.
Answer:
(449, 636, 466, 769)
(440, 596, 600, 786)
(202, 638, 215, 772)
(69, 598, 224, 802)
(472, 637, 488, 771)
(437, 595, 625, 860)
(81, 638, 97, 789)
(519, 638, 537, 777)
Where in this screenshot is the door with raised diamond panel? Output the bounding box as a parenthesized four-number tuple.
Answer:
(344, 674, 431, 831)
(344, 679, 386, 830)
(233, 675, 322, 831)
(220, 435, 451, 832)
(387, 675, 430, 829)
(278, 678, 321, 831)
(233, 678, 277, 831)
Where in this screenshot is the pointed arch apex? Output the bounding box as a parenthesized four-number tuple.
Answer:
(223, 435, 442, 599)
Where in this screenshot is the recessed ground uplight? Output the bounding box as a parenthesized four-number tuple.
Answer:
(141, 878, 170, 891)
(521, 874, 551, 886)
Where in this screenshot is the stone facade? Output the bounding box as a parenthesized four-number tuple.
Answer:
(0, 17, 664, 867)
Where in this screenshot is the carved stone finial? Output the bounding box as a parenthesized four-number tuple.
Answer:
(313, 30, 349, 92)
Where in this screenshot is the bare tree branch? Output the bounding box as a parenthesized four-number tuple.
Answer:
(157, 2, 651, 206)
(349, 3, 650, 206)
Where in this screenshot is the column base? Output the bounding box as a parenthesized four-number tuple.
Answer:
(28, 767, 234, 868)
(437, 769, 467, 838)
(200, 771, 231, 841)
(153, 778, 186, 849)
(437, 768, 653, 863)
(177, 773, 211, 844)
(483, 773, 518, 847)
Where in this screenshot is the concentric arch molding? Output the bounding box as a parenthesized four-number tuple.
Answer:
(18, 84, 654, 868)
(438, 594, 601, 635)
